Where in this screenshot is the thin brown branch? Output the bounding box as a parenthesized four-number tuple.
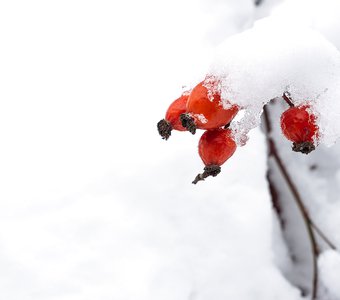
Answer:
(310, 221, 337, 251)
(282, 92, 294, 107)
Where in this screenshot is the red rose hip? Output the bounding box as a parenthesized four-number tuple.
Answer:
(280, 105, 319, 154)
(180, 79, 239, 134)
(193, 128, 237, 184)
(157, 93, 189, 140)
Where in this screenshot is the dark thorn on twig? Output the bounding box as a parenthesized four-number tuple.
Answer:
(192, 165, 221, 184)
(282, 91, 295, 107)
(180, 113, 196, 134)
(157, 119, 172, 140)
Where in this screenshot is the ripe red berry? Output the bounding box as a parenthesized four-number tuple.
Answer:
(193, 128, 237, 184)
(180, 79, 239, 134)
(280, 105, 319, 154)
(157, 93, 189, 140)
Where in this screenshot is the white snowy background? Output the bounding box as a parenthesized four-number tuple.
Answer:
(1, 0, 340, 299)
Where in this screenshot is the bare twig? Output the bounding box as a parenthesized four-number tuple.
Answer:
(310, 221, 337, 251)
(282, 92, 294, 107)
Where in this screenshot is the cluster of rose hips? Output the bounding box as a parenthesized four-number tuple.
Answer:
(157, 77, 319, 184)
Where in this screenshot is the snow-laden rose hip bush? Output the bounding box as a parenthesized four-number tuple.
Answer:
(158, 16, 340, 184)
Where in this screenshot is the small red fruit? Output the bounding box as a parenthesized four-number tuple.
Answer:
(180, 78, 239, 134)
(193, 128, 237, 184)
(280, 105, 319, 154)
(157, 93, 189, 140)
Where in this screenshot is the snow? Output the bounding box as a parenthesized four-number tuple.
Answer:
(272, 0, 340, 50)
(319, 250, 340, 299)
(0, 0, 340, 299)
(199, 0, 256, 45)
(0, 128, 303, 300)
(209, 17, 340, 146)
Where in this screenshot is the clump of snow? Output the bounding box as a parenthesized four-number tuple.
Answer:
(208, 17, 340, 146)
(318, 250, 340, 299)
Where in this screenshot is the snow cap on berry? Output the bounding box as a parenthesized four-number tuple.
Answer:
(207, 16, 340, 146)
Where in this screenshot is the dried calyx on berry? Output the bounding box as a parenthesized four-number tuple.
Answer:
(193, 128, 237, 184)
(157, 93, 189, 140)
(292, 141, 316, 154)
(192, 165, 221, 184)
(157, 119, 172, 140)
(180, 113, 196, 134)
(280, 104, 319, 154)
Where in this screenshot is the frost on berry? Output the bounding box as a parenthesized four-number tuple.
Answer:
(194, 113, 208, 124)
(202, 75, 221, 102)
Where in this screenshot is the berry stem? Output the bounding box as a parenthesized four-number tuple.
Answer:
(192, 165, 221, 184)
(282, 91, 295, 107)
